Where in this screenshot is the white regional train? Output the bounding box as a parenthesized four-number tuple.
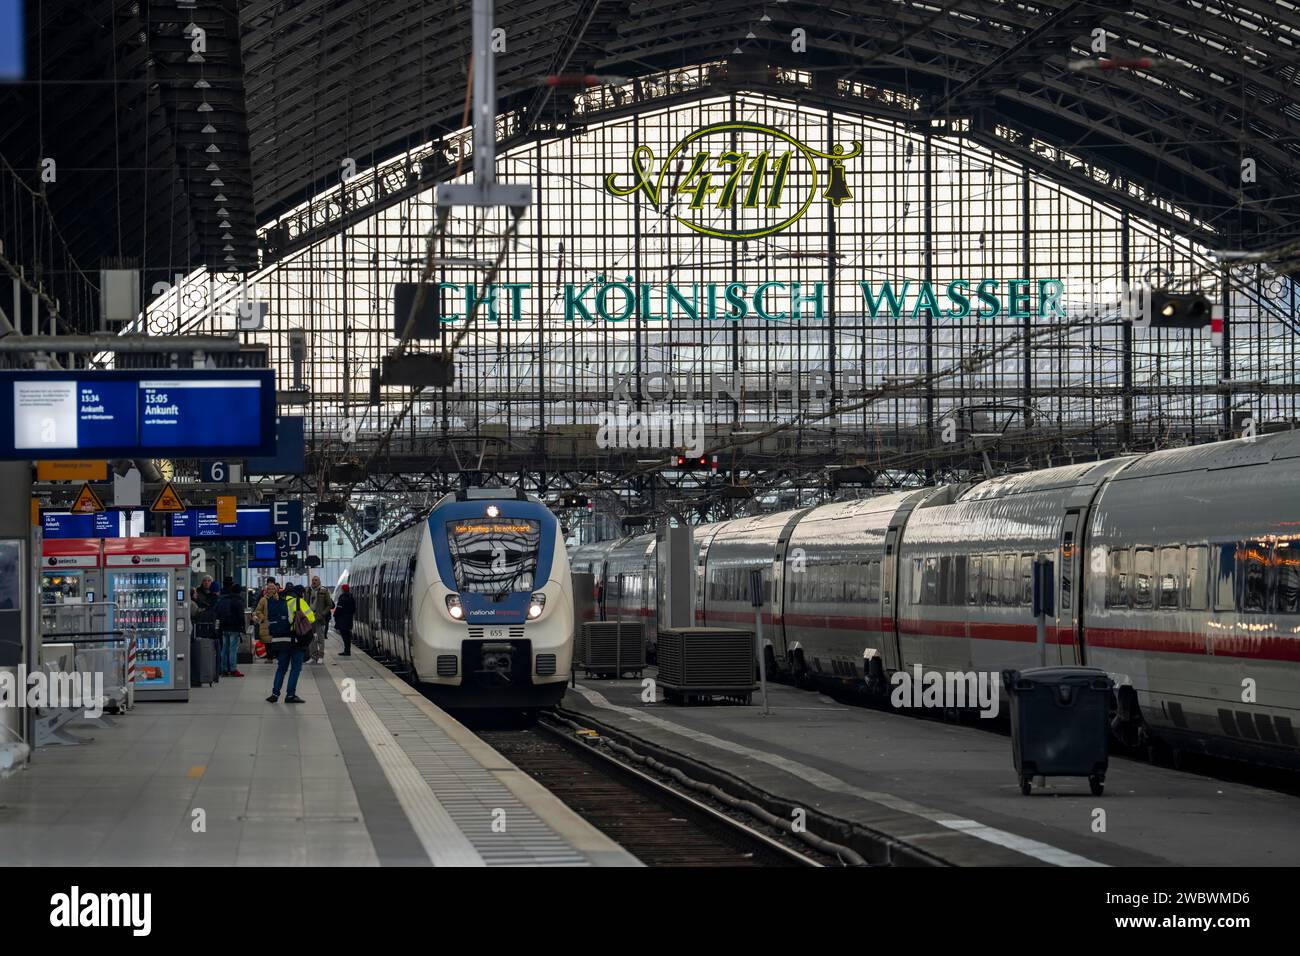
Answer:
(348, 488, 575, 710)
(572, 430, 1300, 769)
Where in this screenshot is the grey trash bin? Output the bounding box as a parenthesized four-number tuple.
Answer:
(1002, 666, 1114, 796)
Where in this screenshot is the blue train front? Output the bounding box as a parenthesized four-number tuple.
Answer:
(349, 489, 575, 710)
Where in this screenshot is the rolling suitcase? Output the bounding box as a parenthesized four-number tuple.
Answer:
(189, 634, 218, 687)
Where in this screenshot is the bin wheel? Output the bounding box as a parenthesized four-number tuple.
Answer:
(1089, 775, 1104, 797)
(1019, 775, 1032, 795)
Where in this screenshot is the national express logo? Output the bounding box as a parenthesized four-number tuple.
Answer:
(604, 122, 861, 240)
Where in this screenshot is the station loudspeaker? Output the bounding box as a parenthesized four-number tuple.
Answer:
(305, 555, 322, 568)
(100, 267, 141, 323)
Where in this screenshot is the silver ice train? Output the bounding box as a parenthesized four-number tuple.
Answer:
(349, 488, 574, 710)
(572, 431, 1300, 768)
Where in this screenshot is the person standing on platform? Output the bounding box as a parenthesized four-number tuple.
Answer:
(254, 581, 315, 704)
(334, 584, 355, 657)
(214, 578, 246, 678)
(305, 575, 334, 664)
(191, 575, 217, 623)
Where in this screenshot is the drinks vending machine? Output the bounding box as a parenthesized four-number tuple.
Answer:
(103, 537, 191, 702)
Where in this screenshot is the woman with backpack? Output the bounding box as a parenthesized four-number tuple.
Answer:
(253, 580, 316, 704)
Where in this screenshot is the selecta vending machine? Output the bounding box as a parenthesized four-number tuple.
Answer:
(40, 538, 105, 635)
(103, 537, 191, 702)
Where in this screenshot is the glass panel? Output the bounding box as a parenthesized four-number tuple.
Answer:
(1214, 544, 1236, 611)
(1186, 545, 1208, 611)
(1158, 546, 1182, 609)
(983, 553, 1001, 606)
(1132, 548, 1154, 608)
(1242, 541, 1269, 613)
(967, 555, 983, 606)
(1276, 543, 1300, 613)
(1002, 553, 1018, 606)
(922, 556, 939, 605)
(445, 518, 541, 594)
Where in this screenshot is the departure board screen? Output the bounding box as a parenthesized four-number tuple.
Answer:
(0, 370, 276, 460)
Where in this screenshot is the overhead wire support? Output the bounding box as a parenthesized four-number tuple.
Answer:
(339, 0, 533, 506)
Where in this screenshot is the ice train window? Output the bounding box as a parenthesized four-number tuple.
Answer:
(1186, 546, 1208, 611)
(1241, 541, 1269, 613)
(1276, 543, 1300, 614)
(938, 556, 952, 606)
(866, 560, 881, 604)
(1214, 544, 1236, 612)
(1001, 554, 1018, 607)
(967, 555, 983, 606)
(923, 557, 939, 605)
(1132, 548, 1154, 608)
(1158, 547, 1183, 609)
(983, 553, 1001, 606)
(1107, 548, 1129, 608)
(1019, 554, 1033, 607)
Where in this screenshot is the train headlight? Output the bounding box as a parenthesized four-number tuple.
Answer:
(486, 504, 500, 518)
(528, 592, 546, 619)
(446, 594, 464, 620)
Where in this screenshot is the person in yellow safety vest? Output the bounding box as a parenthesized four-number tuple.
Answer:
(255, 581, 317, 704)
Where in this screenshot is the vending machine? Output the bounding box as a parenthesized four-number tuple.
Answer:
(103, 537, 191, 702)
(40, 539, 105, 635)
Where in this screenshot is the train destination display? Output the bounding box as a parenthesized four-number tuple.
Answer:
(0, 370, 276, 460)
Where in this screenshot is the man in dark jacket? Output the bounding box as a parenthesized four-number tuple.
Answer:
(214, 578, 246, 678)
(334, 584, 356, 657)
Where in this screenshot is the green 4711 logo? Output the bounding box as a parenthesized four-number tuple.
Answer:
(605, 122, 861, 240)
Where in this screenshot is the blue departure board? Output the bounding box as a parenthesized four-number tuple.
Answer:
(42, 510, 143, 539)
(0, 370, 276, 460)
(168, 502, 301, 540)
(0, 0, 22, 81)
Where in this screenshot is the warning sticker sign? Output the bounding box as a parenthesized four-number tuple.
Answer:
(150, 481, 187, 513)
(70, 483, 106, 514)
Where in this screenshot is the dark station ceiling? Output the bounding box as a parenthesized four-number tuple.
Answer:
(3, 0, 1299, 332)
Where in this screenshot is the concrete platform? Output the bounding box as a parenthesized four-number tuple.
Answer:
(0, 635, 638, 867)
(561, 673, 1300, 866)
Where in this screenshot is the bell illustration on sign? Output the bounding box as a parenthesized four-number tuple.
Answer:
(823, 143, 852, 207)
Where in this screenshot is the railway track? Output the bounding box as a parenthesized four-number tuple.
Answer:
(471, 716, 827, 867)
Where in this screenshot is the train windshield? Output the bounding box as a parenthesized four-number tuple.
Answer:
(446, 518, 542, 594)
